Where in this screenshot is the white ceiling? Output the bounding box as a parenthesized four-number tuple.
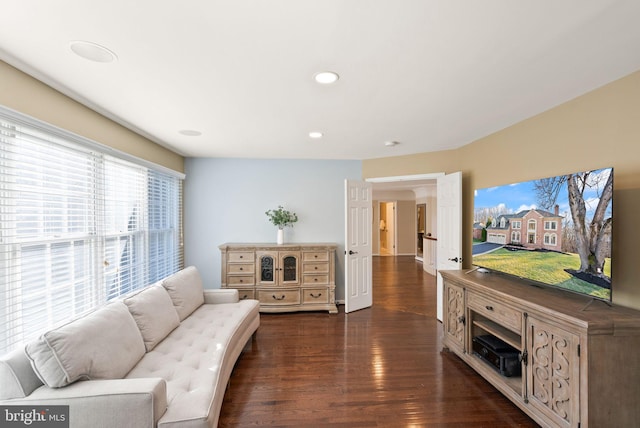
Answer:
(2, 1, 640, 160)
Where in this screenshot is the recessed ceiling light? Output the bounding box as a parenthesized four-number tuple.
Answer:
(314, 71, 339, 84)
(309, 131, 323, 139)
(385, 141, 399, 147)
(179, 130, 202, 136)
(69, 41, 117, 63)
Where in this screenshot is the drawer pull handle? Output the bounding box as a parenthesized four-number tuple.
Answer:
(314, 266, 318, 270)
(485, 305, 494, 311)
(241, 295, 248, 300)
(239, 279, 243, 283)
(310, 293, 322, 298)
(239, 267, 243, 271)
(314, 255, 318, 258)
(239, 255, 243, 259)
(314, 278, 318, 282)
(272, 295, 286, 301)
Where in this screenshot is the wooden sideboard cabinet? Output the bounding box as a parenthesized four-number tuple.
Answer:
(219, 243, 337, 314)
(440, 269, 640, 428)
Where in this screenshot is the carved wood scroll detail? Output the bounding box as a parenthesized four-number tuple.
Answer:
(447, 286, 464, 344)
(531, 324, 572, 422)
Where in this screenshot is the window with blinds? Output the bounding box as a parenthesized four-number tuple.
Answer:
(0, 107, 183, 355)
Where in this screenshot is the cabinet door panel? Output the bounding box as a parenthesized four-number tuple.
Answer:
(444, 282, 465, 353)
(526, 315, 580, 428)
(256, 251, 277, 285)
(281, 254, 299, 283)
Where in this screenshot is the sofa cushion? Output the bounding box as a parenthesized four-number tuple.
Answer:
(126, 299, 260, 427)
(25, 302, 145, 388)
(0, 348, 44, 400)
(124, 284, 180, 352)
(162, 266, 205, 321)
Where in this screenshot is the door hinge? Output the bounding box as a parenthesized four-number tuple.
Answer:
(577, 344, 580, 357)
(520, 350, 528, 366)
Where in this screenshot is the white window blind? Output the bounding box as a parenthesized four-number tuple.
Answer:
(0, 108, 183, 355)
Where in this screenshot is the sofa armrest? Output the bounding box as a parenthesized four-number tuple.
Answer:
(3, 378, 167, 428)
(203, 288, 239, 304)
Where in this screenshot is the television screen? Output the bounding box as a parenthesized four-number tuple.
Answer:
(473, 167, 613, 301)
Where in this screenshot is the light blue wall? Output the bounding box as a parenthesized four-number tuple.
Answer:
(183, 158, 362, 301)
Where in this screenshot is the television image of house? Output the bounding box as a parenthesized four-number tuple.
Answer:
(472, 222, 485, 241)
(485, 205, 563, 252)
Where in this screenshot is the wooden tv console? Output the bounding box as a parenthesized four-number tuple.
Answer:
(440, 269, 640, 428)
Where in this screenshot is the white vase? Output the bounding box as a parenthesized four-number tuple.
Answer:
(277, 229, 284, 245)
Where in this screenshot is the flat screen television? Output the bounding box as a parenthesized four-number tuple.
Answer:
(472, 167, 613, 301)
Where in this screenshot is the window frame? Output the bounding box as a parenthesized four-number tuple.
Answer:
(0, 106, 184, 355)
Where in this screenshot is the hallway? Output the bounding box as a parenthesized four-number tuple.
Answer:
(218, 256, 537, 427)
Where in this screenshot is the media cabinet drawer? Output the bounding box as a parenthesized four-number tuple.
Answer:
(236, 289, 255, 300)
(303, 251, 330, 262)
(227, 263, 254, 274)
(227, 251, 254, 262)
(258, 289, 301, 305)
(468, 291, 522, 332)
(227, 275, 255, 286)
(303, 262, 329, 274)
(303, 288, 329, 304)
(303, 274, 329, 285)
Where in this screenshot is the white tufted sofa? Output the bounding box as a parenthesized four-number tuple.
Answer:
(0, 266, 260, 428)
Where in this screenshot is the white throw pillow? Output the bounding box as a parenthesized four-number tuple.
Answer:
(25, 302, 146, 388)
(124, 284, 180, 352)
(162, 266, 205, 321)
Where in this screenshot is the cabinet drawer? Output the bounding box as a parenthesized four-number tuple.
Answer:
(468, 292, 522, 332)
(303, 274, 329, 285)
(227, 251, 254, 262)
(303, 251, 329, 262)
(302, 262, 329, 274)
(258, 289, 300, 305)
(227, 275, 254, 286)
(227, 263, 254, 274)
(236, 289, 255, 300)
(303, 288, 329, 304)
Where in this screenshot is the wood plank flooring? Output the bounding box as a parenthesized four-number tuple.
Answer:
(219, 256, 538, 427)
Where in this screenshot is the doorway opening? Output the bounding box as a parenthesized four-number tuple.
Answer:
(378, 201, 395, 256)
(368, 173, 442, 260)
(416, 203, 426, 260)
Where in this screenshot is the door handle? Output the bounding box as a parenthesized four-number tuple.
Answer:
(448, 257, 459, 263)
(348, 250, 358, 255)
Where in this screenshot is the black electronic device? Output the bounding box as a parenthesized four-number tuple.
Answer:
(472, 335, 521, 377)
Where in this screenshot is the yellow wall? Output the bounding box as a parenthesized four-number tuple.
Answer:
(0, 61, 184, 172)
(397, 200, 417, 255)
(363, 70, 640, 310)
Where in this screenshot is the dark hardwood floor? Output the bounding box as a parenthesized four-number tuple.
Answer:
(219, 256, 538, 427)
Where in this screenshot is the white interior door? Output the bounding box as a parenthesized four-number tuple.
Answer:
(386, 202, 396, 255)
(436, 171, 462, 321)
(345, 179, 373, 313)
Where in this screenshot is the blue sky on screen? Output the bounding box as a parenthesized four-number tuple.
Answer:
(474, 168, 612, 220)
